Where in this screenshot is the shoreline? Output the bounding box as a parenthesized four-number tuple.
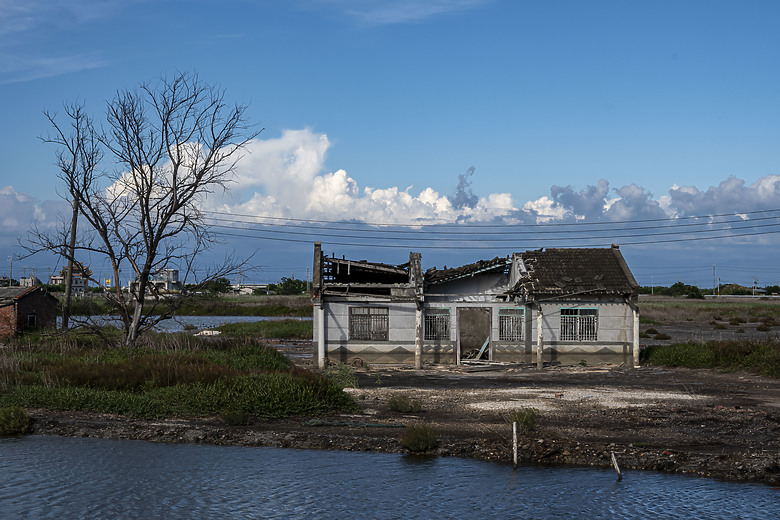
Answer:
(27, 363, 780, 486)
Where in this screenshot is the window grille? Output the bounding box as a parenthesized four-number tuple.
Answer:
(560, 308, 598, 341)
(424, 309, 450, 340)
(499, 308, 524, 341)
(349, 307, 389, 341)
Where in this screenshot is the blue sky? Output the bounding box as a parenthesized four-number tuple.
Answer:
(2, 0, 780, 287)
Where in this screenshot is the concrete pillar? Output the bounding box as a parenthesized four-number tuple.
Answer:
(415, 307, 423, 369)
(633, 306, 640, 368)
(524, 305, 533, 362)
(317, 305, 326, 369)
(536, 306, 544, 370)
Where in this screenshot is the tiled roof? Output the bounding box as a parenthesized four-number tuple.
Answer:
(0, 286, 38, 305)
(425, 256, 510, 285)
(512, 246, 638, 298)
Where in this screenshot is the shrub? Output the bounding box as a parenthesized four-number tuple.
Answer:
(505, 407, 540, 434)
(645, 327, 658, 335)
(654, 333, 671, 340)
(323, 363, 358, 389)
(400, 424, 438, 453)
(0, 406, 32, 435)
(388, 395, 422, 413)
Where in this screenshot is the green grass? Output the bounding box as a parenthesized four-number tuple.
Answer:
(640, 298, 780, 326)
(0, 331, 357, 419)
(641, 339, 780, 377)
(216, 319, 313, 339)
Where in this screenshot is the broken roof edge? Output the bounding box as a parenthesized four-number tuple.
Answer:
(611, 243, 640, 290)
(424, 256, 511, 285)
(323, 255, 410, 275)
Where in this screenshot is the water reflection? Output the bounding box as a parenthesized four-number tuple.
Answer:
(56, 315, 310, 332)
(1, 436, 777, 519)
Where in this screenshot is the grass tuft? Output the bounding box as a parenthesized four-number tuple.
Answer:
(0, 406, 32, 436)
(388, 395, 422, 413)
(400, 424, 438, 453)
(323, 363, 359, 389)
(504, 407, 540, 434)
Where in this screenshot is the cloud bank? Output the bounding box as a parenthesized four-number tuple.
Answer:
(6, 127, 780, 258)
(206, 128, 780, 228)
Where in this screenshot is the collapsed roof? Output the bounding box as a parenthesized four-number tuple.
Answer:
(511, 245, 638, 298)
(424, 257, 511, 286)
(314, 243, 638, 299)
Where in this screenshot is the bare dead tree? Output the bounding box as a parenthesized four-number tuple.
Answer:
(39, 103, 102, 329)
(31, 72, 258, 346)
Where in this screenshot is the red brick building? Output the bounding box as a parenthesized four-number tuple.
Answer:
(0, 287, 58, 339)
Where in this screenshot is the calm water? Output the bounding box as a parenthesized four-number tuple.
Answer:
(58, 315, 310, 333)
(1, 437, 777, 519)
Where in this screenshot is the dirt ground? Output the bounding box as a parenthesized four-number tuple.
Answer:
(32, 341, 780, 486)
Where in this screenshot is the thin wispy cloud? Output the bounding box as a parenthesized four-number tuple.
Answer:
(0, 0, 143, 83)
(307, 0, 493, 24)
(0, 52, 107, 85)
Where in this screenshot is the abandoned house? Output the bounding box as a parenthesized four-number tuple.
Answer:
(312, 242, 640, 368)
(0, 286, 58, 339)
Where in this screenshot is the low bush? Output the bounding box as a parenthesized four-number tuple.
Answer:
(0, 406, 32, 436)
(654, 333, 671, 340)
(505, 407, 540, 434)
(388, 395, 422, 413)
(400, 424, 438, 453)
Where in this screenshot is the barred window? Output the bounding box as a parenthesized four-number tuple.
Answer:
(560, 308, 598, 341)
(499, 308, 524, 341)
(349, 307, 389, 341)
(424, 309, 450, 341)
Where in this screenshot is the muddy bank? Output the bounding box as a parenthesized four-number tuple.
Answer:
(29, 363, 780, 486)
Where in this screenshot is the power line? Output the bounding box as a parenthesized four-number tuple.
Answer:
(204, 206, 780, 229)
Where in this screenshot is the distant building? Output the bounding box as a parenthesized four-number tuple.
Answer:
(0, 286, 58, 338)
(233, 283, 268, 295)
(130, 269, 183, 293)
(19, 276, 42, 288)
(50, 264, 91, 293)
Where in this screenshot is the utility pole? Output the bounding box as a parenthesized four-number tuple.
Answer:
(7, 256, 12, 286)
(713, 265, 716, 297)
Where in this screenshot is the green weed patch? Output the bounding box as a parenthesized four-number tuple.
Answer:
(641, 340, 780, 377)
(0, 332, 356, 420)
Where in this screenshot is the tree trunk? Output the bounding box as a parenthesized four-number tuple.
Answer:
(62, 198, 80, 329)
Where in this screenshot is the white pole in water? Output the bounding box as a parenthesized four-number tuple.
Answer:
(512, 422, 518, 470)
(610, 451, 622, 481)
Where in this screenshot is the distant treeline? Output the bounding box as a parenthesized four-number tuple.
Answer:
(640, 282, 780, 298)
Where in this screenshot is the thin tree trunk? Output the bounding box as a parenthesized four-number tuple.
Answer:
(62, 198, 79, 329)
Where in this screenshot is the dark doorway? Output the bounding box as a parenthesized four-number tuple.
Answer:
(457, 307, 491, 360)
